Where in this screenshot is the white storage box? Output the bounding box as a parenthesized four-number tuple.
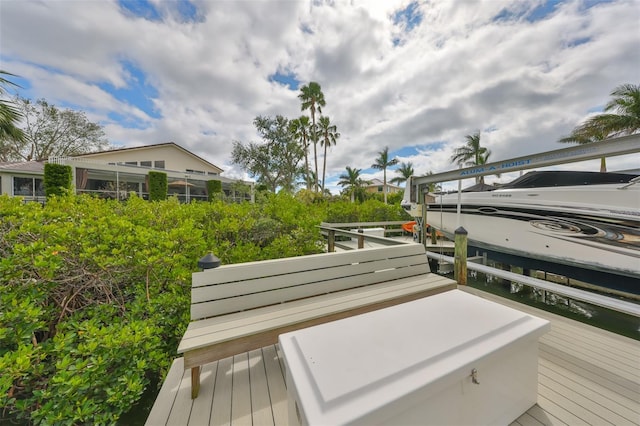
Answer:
(279, 289, 550, 426)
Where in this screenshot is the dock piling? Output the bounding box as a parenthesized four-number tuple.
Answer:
(454, 227, 468, 285)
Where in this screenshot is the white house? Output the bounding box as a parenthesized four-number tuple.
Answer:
(364, 178, 403, 195)
(0, 142, 252, 203)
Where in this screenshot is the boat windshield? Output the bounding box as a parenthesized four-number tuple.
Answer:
(500, 171, 639, 189)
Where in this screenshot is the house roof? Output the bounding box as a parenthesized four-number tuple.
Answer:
(76, 142, 224, 173)
(0, 161, 45, 173)
(366, 178, 402, 189)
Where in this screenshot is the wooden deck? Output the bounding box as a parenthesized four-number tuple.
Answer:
(145, 286, 640, 426)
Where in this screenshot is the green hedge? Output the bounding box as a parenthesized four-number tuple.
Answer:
(43, 163, 72, 197)
(207, 180, 222, 201)
(148, 171, 167, 201)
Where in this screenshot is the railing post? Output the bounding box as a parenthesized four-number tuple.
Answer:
(328, 229, 335, 252)
(357, 228, 365, 249)
(454, 227, 468, 285)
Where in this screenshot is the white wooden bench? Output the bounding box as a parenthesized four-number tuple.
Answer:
(177, 244, 456, 398)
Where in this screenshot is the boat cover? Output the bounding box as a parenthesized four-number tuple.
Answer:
(500, 171, 639, 189)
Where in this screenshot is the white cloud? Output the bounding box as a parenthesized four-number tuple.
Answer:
(1, 0, 638, 196)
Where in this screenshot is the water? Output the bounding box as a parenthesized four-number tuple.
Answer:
(447, 268, 640, 341)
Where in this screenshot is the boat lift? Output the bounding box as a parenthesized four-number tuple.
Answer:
(402, 133, 640, 241)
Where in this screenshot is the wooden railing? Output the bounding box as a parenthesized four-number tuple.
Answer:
(319, 222, 408, 252)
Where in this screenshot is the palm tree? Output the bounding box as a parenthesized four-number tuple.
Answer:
(290, 116, 312, 189)
(559, 125, 610, 172)
(390, 161, 414, 186)
(559, 83, 640, 172)
(450, 132, 491, 183)
(338, 166, 369, 203)
(298, 82, 326, 193)
(423, 171, 442, 193)
(317, 116, 340, 194)
(371, 146, 398, 204)
(0, 71, 24, 144)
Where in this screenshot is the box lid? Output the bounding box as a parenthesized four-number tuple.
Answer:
(279, 289, 550, 425)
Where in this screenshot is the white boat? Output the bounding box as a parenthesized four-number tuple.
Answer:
(421, 171, 640, 282)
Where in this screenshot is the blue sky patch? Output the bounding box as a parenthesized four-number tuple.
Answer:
(393, 2, 423, 31)
(566, 37, 591, 48)
(526, 0, 563, 23)
(494, 0, 614, 23)
(118, 0, 162, 22)
(98, 60, 161, 122)
(176, 0, 199, 22)
(392, 1, 423, 46)
(0, 66, 31, 95)
(269, 71, 300, 91)
(106, 111, 149, 130)
(118, 0, 201, 23)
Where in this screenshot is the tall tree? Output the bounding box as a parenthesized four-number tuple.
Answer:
(317, 116, 340, 194)
(298, 82, 325, 192)
(390, 161, 414, 186)
(338, 166, 369, 203)
(371, 146, 398, 204)
(559, 83, 640, 172)
(231, 115, 303, 193)
(450, 132, 491, 183)
(3, 96, 109, 162)
(559, 126, 610, 172)
(289, 116, 312, 189)
(0, 71, 25, 160)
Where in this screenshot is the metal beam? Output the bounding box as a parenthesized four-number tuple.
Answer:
(411, 133, 640, 186)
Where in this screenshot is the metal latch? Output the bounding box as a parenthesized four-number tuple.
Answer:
(470, 368, 480, 385)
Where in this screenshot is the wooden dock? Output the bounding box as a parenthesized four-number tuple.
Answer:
(145, 286, 640, 426)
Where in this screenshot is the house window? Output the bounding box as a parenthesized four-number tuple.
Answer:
(154, 160, 165, 169)
(124, 161, 137, 166)
(208, 171, 219, 176)
(140, 161, 152, 167)
(13, 177, 44, 197)
(377, 186, 383, 192)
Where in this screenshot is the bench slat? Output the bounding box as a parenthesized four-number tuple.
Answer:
(191, 263, 430, 320)
(191, 244, 426, 287)
(191, 252, 427, 305)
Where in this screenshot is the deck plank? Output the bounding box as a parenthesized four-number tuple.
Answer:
(231, 353, 252, 426)
(166, 368, 194, 426)
(540, 357, 640, 416)
(145, 358, 184, 426)
(262, 345, 288, 426)
(521, 403, 567, 426)
(188, 362, 217, 426)
(248, 349, 275, 426)
(210, 357, 233, 426)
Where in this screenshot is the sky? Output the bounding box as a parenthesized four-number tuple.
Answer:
(1, 0, 639, 193)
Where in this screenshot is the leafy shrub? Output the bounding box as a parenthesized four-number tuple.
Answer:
(148, 171, 167, 201)
(0, 191, 403, 424)
(43, 163, 72, 197)
(207, 180, 222, 201)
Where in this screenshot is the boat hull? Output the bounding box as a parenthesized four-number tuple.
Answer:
(427, 184, 640, 283)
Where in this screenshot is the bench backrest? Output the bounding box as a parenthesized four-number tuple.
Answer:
(190, 244, 431, 320)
